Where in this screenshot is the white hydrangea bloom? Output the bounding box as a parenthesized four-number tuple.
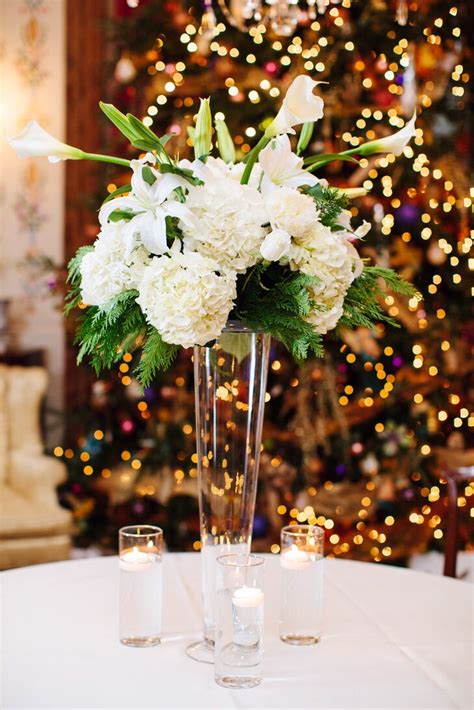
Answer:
(80, 222, 149, 306)
(287, 223, 363, 334)
(306, 291, 346, 335)
(179, 175, 268, 273)
(137, 246, 237, 348)
(265, 186, 319, 240)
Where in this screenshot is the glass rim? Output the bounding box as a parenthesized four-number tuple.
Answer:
(216, 553, 265, 568)
(281, 524, 325, 539)
(221, 319, 267, 334)
(119, 525, 163, 538)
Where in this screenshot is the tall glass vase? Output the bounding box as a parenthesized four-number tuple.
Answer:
(186, 322, 270, 663)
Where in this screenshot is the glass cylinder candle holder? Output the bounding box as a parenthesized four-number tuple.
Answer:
(215, 554, 265, 689)
(119, 525, 163, 647)
(280, 524, 324, 645)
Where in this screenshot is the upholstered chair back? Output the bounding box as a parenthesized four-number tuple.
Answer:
(4, 366, 47, 455)
(0, 367, 8, 485)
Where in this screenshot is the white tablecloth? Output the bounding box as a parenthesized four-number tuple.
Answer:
(1, 554, 472, 709)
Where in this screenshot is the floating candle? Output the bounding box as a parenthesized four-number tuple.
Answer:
(232, 585, 264, 608)
(280, 545, 312, 571)
(119, 546, 155, 572)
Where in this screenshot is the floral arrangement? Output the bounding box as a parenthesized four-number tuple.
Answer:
(9, 75, 418, 385)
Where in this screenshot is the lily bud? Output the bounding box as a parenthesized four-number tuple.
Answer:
(336, 187, 368, 198)
(215, 118, 236, 163)
(296, 122, 314, 154)
(8, 121, 84, 162)
(194, 98, 212, 160)
(357, 111, 417, 157)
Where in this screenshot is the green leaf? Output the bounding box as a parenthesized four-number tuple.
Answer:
(102, 184, 132, 205)
(218, 332, 252, 363)
(108, 208, 135, 222)
(99, 102, 137, 142)
(158, 162, 201, 184)
(142, 165, 156, 185)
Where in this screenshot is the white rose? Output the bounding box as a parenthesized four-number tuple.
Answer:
(260, 229, 291, 261)
(265, 186, 318, 240)
(80, 223, 149, 306)
(137, 246, 237, 348)
(267, 75, 324, 137)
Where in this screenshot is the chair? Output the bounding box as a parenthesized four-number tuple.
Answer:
(442, 465, 474, 578)
(0, 365, 72, 569)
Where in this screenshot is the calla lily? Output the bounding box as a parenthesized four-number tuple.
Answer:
(357, 111, 417, 157)
(258, 135, 319, 192)
(8, 120, 84, 162)
(99, 161, 195, 255)
(260, 228, 291, 262)
(266, 76, 324, 137)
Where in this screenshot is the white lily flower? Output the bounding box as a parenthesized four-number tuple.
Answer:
(258, 135, 319, 192)
(260, 228, 291, 261)
(99, 162, 194, 255)
(359, 111, 417, 157)
(8, 120, 84, 162)
(267, 75, 324, 137)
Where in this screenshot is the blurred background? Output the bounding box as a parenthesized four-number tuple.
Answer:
(0, 0, 472, 574)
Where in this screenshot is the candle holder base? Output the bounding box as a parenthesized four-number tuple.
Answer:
(120, 635, 161, 647)
(280, 634, 321, 645)
(185, 639, 214, 664)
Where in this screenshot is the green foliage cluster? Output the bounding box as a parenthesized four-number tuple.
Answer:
(306, 185, 350, 229)
(339, 266, 419, 330)
(234, 264, 324, 361)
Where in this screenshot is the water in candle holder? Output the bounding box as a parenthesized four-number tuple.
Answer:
(215, 555, 265, 689)
(201, 540, 248, 645)
(280, 551, 323, 644)
(119, 547, 163, 647)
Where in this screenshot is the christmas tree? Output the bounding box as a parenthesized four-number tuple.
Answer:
(56, 0, 473, 561)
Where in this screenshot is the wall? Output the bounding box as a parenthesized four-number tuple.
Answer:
(0, 0, 66, 440)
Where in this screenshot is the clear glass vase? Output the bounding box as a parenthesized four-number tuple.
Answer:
(186, 321, 270, 663)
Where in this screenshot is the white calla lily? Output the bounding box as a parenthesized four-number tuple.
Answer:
(8, 120, 84, 162)
(260, 228, 291, 262)
(267, 75, 324, 136)
(99, 162, 195, 255)
(358, 111, 417, 157)
(258, 135, 319, 192)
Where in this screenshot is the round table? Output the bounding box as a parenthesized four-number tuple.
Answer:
(1, 553, 472, 709)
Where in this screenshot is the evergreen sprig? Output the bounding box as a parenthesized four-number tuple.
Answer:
(305, 185, 350, 229)
(340, 266, 419, 330)
(75, 291, 146, 374)
(235, 264, 324, 360)
(135, 328, 179, 388)
(64, 246, 93, 316)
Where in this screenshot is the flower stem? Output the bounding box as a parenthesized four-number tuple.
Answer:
(81, 151, 131, 167)
(240, 135, 269, 185)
